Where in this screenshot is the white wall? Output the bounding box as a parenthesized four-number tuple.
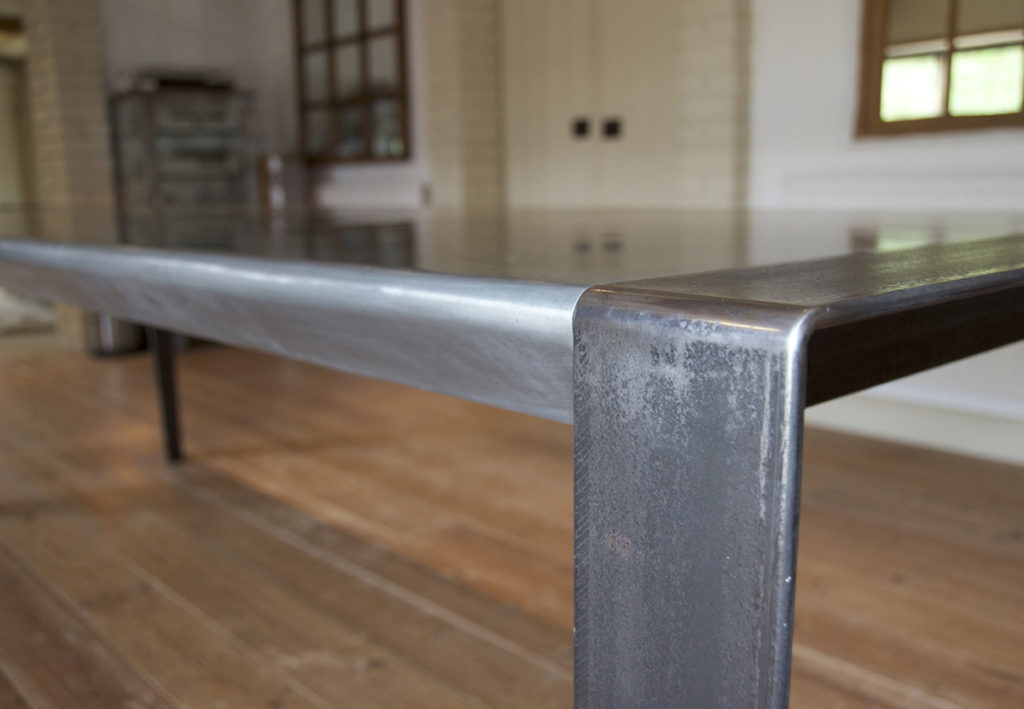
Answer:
(100, 0, 298, 154)
(749, 0, 1024, 463)
(24, 0, 117, 211)
(749, 0, 1024, 211)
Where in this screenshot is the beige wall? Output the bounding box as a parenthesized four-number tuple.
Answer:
(0, 60, 31, 206)
(315, 0, 505, 211)
(316, 0, 749, 211)
(19, 0, 118, 346)
(503, 0, 749, 208)
(22, 0, 115, 213)
(422, 0, 504, 210)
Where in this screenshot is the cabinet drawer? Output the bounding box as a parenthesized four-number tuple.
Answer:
(159, 178, 249, 207)
(153, 96, 250, 132)
(154, 135, 248, 175)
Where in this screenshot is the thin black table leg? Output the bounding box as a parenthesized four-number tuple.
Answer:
(146, 327, 183, 462)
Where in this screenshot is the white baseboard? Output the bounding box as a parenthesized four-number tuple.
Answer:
(805, 394, 1024, 467)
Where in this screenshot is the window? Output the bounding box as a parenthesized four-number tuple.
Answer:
(858, 0, 1024, 134)
(295, 0, 410, 161)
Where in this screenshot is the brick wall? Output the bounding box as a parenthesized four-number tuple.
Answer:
(20, 0, 118, 346)
(22, 0, 116, 216)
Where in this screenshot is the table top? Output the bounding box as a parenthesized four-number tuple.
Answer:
(1, 206, 1022, 423)
(3, 205, 1024, 284)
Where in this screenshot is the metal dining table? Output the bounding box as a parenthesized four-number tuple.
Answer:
(1, 206, 1022, 708)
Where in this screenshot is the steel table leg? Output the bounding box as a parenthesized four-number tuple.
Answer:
(573, 287, 813, 708)
(146, 327, 183, 462)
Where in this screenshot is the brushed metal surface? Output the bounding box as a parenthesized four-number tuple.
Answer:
(617, 234, 1024, 320)
(572, 234, 1024, 707)
(0, 240, 586, 422)
(574, 292, 811, 709)
(5, 206, 1024, 284)
(0, 234, 1022, 424)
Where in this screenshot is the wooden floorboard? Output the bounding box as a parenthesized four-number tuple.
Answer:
(0, 668, 30, 709)
(0, 344, 1021, 707)
(0, 544, 170, 709)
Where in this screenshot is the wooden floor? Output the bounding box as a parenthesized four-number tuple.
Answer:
(0, 344, 1021, 708)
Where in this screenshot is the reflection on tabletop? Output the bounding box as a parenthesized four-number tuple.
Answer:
(1, 205, 1023, 285)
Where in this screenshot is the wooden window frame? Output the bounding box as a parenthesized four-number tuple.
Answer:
(294, 0, 411, 164)
(857, 0, 1024, 136)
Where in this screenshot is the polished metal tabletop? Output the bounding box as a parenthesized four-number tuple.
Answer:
(1, 206, 1022, 422)
(3, 205, 1023, 284)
